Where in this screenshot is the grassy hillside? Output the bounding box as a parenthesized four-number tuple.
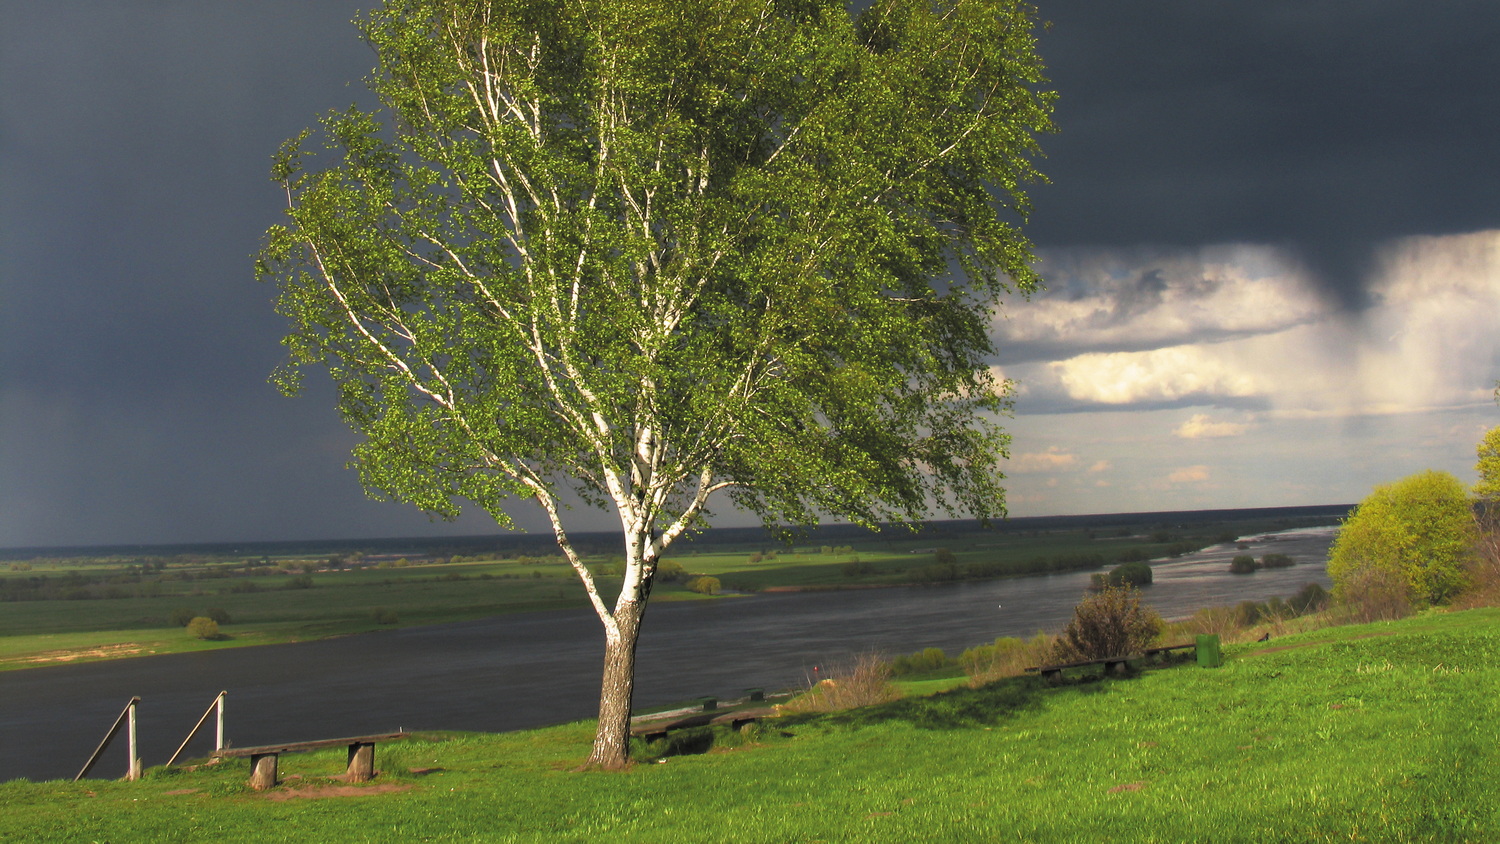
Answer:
(3, 607, 1495, 842)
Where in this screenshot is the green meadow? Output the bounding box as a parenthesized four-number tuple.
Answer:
(2, 607, 1494, 841)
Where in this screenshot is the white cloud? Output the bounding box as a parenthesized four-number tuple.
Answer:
(994, 245, 1323, 357)
(1167, 465, 1211, 484)
(1048, 346, 1264, 405)
(1088, 460, 1112, 473)
(1174, 414, 1251, 439)
(1009, 447, 1078, 473)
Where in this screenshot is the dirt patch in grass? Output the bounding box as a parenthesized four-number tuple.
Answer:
(1108, 781, 1146, 793)
(263, 783, 413, 801)
(7, 643, 152, 665)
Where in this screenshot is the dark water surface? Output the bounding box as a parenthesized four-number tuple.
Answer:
(0, 527, 1333, 782)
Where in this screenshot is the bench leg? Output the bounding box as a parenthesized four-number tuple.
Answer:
(249, 753, 278, 790)
(346, 742, 375, 782)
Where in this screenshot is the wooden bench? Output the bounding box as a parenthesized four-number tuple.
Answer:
(1142, 642, 1196, 662)
(630, 707, 774, 742)
(1026, 656, 1134, 684)
(212, 732, 409, 790)
(1025, 642, 1197, 683)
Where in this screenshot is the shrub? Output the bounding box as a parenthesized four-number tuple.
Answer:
(784, 653, 901, 713)
(205, 607, 232, 625)
(371, 607, 399, 625)
(1289, 582, 1330, 615)
(1329, 470, 1476, 608)
(841, 559, 874, 577)
(186, 617, 220, 640)
(1261, 553, 1296, 568)
(1229, 555, 1258, 574)
(655, 559, 685, 583)
(283, 575, 314, 590)
(890, 647, 952, 677)
(1049, 586, 1162, 662)
(1106, 561, 1152, 587)
(961, 633, 1053, 685)
(685, 576, 721, 595)
(170, 607, 197, 627)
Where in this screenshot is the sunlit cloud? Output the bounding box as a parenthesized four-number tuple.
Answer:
(1167, 465, 1211, 484)
(1048, 347, 1264, 406)
(1174, 414, 1252, 439)
(1008, 447, 1078, 473)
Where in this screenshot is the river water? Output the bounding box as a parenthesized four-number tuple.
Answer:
(0, 526, 1334, 783)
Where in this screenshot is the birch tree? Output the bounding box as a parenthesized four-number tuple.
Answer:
(258, 0, 1054, 769)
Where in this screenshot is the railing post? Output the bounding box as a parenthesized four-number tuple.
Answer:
(167, 690, 229, 768)
(76, 696, 141, 782)
(126, 698, 141, 781)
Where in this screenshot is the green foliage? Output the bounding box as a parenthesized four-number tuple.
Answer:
(1050, 586, 1162, 662)
(1105, 561, 1152, 587)
(889, 647, 953, 677)
(841, 558, 874, 577)
(654, 560, 685, 583)
(1260, 553, 1295, 568)
(1476, 426, 1500, 505)
(258, 0, 1054, 768)
(1229, 555, 1258, 574)
(685, 576, 721, 595)
(1289, 582, 1330, 615)
(169, 608, 196, 627)
(205, 607, 232, 625)
(372, 607, 400, 625)
(1329, 470, 1476, 608)
(186, 617, 219, 640)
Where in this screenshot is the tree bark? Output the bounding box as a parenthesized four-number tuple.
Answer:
(584, 596, 646, 770)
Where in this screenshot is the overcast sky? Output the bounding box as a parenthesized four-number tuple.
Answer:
(3, 1, 1499, 548)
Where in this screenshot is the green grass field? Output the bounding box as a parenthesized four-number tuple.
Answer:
(3, 607, 1493, 841)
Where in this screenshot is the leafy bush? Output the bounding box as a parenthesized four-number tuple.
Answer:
(186, 617, 220, 640)
(170, 607, 197, 627)
(841, 559, 874, 577)
(685, 576, 721, 595)
(205, 607, 232, 624)
(961, 633, 1054, 685)
(890, 647, 953, 677)
(371, 607, 399, 625)
(1289, 582, 1329, 615)
(784, 653, 901, 713)
(1261, 553, 1296, 568)
(1229, 555, 1258, 574)
(1049, 586, 1162, 662)
(655, 559, 685, 583)
(1329, 470, 1475, 608)
(1106, 561, 1153, 587)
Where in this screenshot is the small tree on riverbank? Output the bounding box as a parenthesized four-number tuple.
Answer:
(1328, 470, 1475, 611)
(1050, 586, 1161, 662)
(259, 0, 1054, 770)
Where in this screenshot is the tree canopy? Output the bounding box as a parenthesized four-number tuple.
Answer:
(1328, 470, 1476, 609)
(1475, 426, 1500, 506)
(258, 0, 1054, 768)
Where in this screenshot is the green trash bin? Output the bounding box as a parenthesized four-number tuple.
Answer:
(1196, 634, 1222, 668)
(698, 696, 718, 711)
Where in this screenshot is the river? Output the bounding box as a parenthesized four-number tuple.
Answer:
(0, 526, 1334, 782)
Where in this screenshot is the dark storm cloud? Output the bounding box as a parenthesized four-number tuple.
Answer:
(1029, 1, 1500, 308)
(3, 1, 1496, 546)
